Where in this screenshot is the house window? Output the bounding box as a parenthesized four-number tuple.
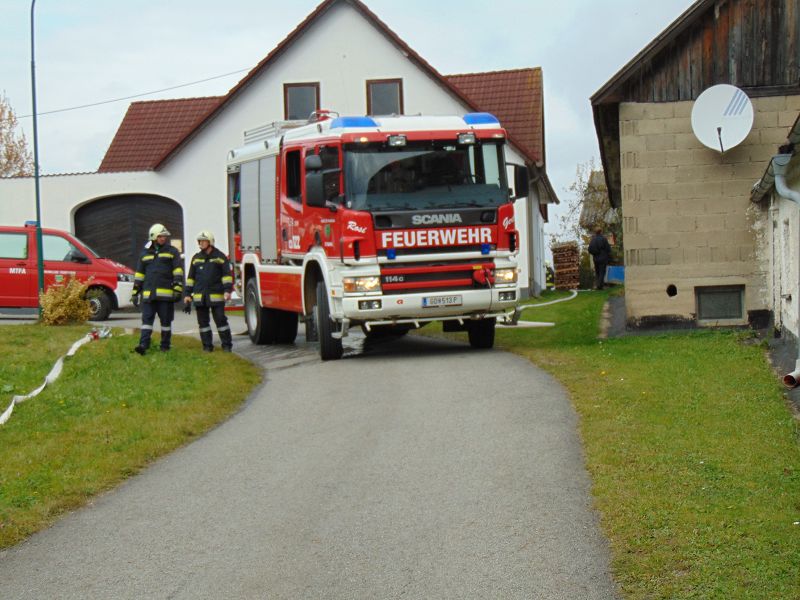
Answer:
(284, 83, 319, 120)
(367, 79, 403, 115)
(696, 285, 744, 321)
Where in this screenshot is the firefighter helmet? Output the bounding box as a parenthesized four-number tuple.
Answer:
(196, 230, 215, 245)
(148, 223, 170, 241)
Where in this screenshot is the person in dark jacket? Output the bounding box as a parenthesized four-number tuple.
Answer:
(184, 231, 234, 352)
(131, 223, 184, 354)
(587, 227, 612, 290)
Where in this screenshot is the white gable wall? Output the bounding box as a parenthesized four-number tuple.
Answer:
(1, 1, 539, 293)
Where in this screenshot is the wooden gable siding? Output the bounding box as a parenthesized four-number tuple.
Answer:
(593, 0, 800, 208)
(619, 0, 800, 104)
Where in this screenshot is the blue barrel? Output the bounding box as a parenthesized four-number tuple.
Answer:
(606, 266, 624, 283)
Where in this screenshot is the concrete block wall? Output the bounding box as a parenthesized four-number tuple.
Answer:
(618, 97, 797, 325)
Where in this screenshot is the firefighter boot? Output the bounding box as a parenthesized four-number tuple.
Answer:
(135, 324, 153, 355)
(219, 325, 233, 352)
(199, 326, 214, 352)
(160, 326, 172, 351)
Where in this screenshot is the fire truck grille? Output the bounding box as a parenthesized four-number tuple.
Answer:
(380, 260, 494, 295)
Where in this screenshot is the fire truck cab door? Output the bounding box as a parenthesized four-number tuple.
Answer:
(279, 148, 304, 255)
(303, 144, 342, 257)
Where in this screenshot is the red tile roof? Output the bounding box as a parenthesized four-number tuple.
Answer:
(446, 68, 544, 166)
(98, 0, 545, 172)
(98, 97, 222, 172)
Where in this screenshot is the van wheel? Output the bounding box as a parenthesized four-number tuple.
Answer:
(87, 289, 112, 321)
(314, 281, 342, 360)
(275, 310, 299, 344)
(468, 317, 495, 349)
(245, 278, 276, 344)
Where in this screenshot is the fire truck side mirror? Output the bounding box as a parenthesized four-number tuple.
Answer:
(304, 154, 325, 207)
(306, 171, 325, 207)
(511, 165, 529, 200)
(305, 155, 323, 171)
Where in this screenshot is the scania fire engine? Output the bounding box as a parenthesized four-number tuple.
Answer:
(226, 111, 527, 360)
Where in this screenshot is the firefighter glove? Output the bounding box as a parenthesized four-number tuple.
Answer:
(172, 287, 183, 302)
(131, 290, 141, 307)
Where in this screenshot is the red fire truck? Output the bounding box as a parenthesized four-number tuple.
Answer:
(226, 112, 527, 360)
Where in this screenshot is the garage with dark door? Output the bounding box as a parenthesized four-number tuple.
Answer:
(74, 195, 184, 269)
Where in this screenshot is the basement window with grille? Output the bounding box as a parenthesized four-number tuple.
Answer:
(695, 285, 745, 322)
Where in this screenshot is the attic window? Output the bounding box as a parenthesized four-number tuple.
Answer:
(367, 79, 403, 116)
(284, 83, 319, 120)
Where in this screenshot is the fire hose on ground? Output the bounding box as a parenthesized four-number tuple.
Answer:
(0, 327, 112, 426)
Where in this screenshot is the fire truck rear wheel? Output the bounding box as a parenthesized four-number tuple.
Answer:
(315, 281, 343, 360)
(245, 278, 277, 344)
(468, 317, 496, 349)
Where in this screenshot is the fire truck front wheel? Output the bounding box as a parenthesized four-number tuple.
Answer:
(468, 317, 496, 349)
(245, 278, 277, 344)
(314, 281, 343, 360)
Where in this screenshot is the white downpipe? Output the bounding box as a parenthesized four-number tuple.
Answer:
(773, 154, 800, 387)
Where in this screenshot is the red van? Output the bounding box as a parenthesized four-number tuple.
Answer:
(0, 223, 135, 320)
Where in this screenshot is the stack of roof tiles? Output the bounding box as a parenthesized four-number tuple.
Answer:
(551, 242, 580, 290)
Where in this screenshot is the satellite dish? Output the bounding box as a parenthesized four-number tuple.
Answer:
(691, 84, 753, 153)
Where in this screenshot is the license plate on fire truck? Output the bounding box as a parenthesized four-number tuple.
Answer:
(422, 294, 463, 308)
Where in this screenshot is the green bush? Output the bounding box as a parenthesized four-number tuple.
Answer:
(39, 278, 91, 325)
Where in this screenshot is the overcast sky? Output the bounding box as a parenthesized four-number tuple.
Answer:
(1, 0, 696, 239)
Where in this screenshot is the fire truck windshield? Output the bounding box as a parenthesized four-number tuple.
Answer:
(344, 141, 508, 211)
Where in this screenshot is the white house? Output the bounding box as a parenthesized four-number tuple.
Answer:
(1, 0, 557, 297)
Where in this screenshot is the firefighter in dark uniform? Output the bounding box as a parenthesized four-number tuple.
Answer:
(131, 223, 184, 355)
(184, 231, 234, 352)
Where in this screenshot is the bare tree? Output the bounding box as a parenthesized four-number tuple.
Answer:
(549, 159, 599, 249)
(550, 159, 622, 252)
(0, 94, 33, 177)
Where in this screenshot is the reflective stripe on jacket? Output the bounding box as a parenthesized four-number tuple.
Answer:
(133, 243, 183, 303)
(185, 246, 233, 307)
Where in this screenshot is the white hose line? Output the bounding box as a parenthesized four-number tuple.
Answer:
(0, 328, 110, 426)
(517, 289, 578, 311)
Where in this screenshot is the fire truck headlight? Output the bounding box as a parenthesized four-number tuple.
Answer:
(343, 276, 382, 293)
(117, 272, 134, 283)
(387, 135, 407, 147)
(495, 268, 517, 284)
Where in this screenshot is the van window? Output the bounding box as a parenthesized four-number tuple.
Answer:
(0, 233, 27, 259)
(43, 235, 84, 262)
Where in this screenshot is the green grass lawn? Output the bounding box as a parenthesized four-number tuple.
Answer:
(425, 289, 800, 599)
(0, 324, 261, 549)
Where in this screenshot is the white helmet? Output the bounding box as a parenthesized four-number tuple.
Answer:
(148, 223, 170, 241)
(196, 230, 215, 245)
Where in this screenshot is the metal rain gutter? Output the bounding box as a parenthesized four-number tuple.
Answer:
(751, 113, 800, 203)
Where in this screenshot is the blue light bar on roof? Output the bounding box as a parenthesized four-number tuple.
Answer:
(330, 116, 379, 129)
(463, 112, 499, 125)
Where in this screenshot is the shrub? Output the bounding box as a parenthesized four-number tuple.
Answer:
(39, 278, 91, 325)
